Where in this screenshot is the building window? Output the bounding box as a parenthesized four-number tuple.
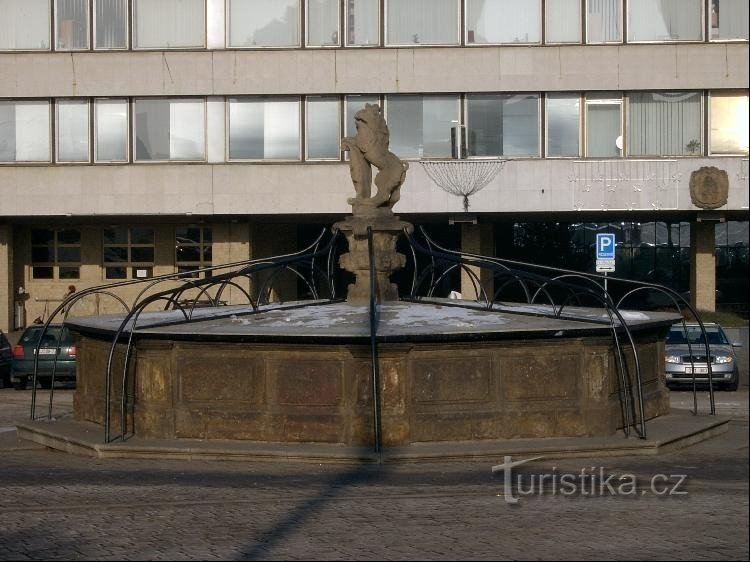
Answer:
(31, 229, 81, 280)
(306, 96, 341, 160)
(228, 97, 301, 160)
(103, 227, 155, 280)
(133, 0, 205, 49)
(307, 0, 340, 46)
(628, 0, 702, 42)
(386, 95, 459, 159)
(345, 95, 380, 138)
(0, 100, 51, 163)
(585, 93, 623, 157)
(710, 0, 749, 41)
(628, 91, 702, 157)
(345, 0, 379, 46)
(134, 98, 206, 162)
(466, 0, 541, 45)
(586, 0, 622, 43)
(227, 0, 301, 48)
(95, 0, 128, 49)
(709, 92, 750, 155)
(55, 0, 90, 50)
(466, 94, 540, 157)
(546, 93, 580, 157)
(385, 0, 459, 46)
(0, 0, 51, 50)
(546, 0, 582, 43)
(56, 99, 91, 163)
(175, 226, 212, 277)
(94, 98, 129, 162)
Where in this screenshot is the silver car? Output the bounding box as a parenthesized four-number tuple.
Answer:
(665, 323, 741, 391)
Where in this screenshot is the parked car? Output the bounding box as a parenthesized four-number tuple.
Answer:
(10, 325, 76, 390)
(0, 330, 12, 388)
(664, 323, 741, 391)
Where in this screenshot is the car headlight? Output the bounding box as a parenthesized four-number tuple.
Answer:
(714, 355, 733, 364)
(665, 355, 682, 364)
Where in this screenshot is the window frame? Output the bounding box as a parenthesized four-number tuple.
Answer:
(0, 98, 53, 164)
(464, 0, 543, 46)
(93, 0, 130, 51)
(304, 95, 342, 161)
(584, 0, 623, 44)
(132, 97, 208, 163)
(707, 90, 750, 156)
(31, 227, 82, 280)
(384, 0, 462, 47)
(584, 93, 624, 158)
(225, 96, 303, 162)
(102, 226, 156, 280)
(93, 97, 130, 163)
(132, 0, 208, 51)
(0, 0, 52, 52)
(55, 98, 92, 163)
(343, 0, 382, 47)
(54, 0, 91, 51)
(544, 92, 582, 159)
(626, 0, 705, 44)
(224, 0, 302, 49)
(175, 225, 213, 277)
(463, 92, 543, 159)
(544, 0, 583, 45)
(305, 0, 342, 48)
(708, 0, 750, 42)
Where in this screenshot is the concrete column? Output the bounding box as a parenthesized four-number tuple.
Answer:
(460, 224, 494, 301)
(211, 222, 252, 305)
(0, 224, 12, 333)
(689, 220, 716, 312)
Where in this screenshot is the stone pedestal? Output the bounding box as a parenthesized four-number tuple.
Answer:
(335, 209, 413, 303)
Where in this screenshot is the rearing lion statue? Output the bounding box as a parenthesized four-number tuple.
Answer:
(341, 104, 409, 209)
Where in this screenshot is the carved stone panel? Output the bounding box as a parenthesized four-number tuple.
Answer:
(689, 166, 729, 209)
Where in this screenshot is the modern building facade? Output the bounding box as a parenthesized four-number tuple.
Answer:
(1, 0, 748, 332)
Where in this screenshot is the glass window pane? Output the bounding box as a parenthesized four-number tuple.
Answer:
(710, 93, 750, 154)
(467, 94, 540, 157)
(57, 229, 81, 244)
(95, 0, 128, 49)
(170, 99, 205, 160)
(306, 96, 340, 160)
(0, 0, 50, 50)
(177, 246, 201, 262)
(386, 95, 458, 159)
(95, 99, 128, 162)
(546, 94, 580, 157)
(466, 0, 540, 44)
(0, 101, 50, 162)
(32, 246, 55, 263)
(57, 246, 81, 262)
(56, 0, 89, 50)
(135, 100, 170, 160)
(346, 0, 379, 46)
(131, 228, 155, 244)
(587, 0, 622, 43)
(32, 228, 55, 245)
(628, 0, 702, 42)
(711, 0, 749, 40)
(57, 100, 90, 162)
(103, 227, 127, 244)
(386, 0, 459, 45)
(134, 0, 205, 49)
(628, 91, 702, 156)
(546, 0, 581, 43)
(105, 266, 127, 279)
(229, 98, 300, 160)
(307, 0, 339, 46)
(131, 247, 154, 262)
(586, 99, 622, 157)
(228, 0, 300, 47)
(33, 267, 54, 279)
(345, 96, 379, 137)
(104, 246, 128, 262)
(59, 266, 80, 279)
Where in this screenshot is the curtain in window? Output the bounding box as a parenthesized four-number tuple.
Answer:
(346, 0, 379, 45)
(0, 101, 51, 162)
(586, 102, 621, 157)
(629, 92, 702, 156)
(134, 0, 205, 48)
(228, 0, 300, 47)
(0, 0, 50, 50)
(711, 0, 750, 40)
(95, 0, 128, 49)
(386, 0, 459, 45)
(466, 0, 540, 44)
(546, 0, 581, 43)
(587, 0, 621, 43)
(229, 99, 300, 160)
(628, 0, 702, 42)
(135, 99, 205, 161)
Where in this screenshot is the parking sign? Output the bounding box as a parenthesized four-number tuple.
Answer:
(596, 233, 616, 260)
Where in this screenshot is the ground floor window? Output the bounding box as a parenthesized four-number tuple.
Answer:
(103, 226, 155, 280)
(31, 228, 81, 280)
(175, 226, 212, 277)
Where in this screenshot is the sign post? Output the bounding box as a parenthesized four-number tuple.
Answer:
(595, 233, 616, 298)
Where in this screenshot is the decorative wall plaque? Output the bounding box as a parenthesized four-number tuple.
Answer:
(689, 166, 729, 209)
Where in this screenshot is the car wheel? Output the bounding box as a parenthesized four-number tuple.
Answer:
(13, 378, 27, 390)
(39, 379, 53, 389)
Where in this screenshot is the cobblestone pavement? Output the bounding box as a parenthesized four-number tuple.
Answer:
(0, 389, 748, 561)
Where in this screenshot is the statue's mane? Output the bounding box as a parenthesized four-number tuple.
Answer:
(355, 104, 389, 146)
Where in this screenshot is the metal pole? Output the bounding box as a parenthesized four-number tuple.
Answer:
(367, 227, 383, 462)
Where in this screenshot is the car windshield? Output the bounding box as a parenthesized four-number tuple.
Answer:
(20, 326, 72, 346)
(666, 326, 728, 346)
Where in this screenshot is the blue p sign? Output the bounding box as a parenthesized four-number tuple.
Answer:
(596, 234, 616, 259)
